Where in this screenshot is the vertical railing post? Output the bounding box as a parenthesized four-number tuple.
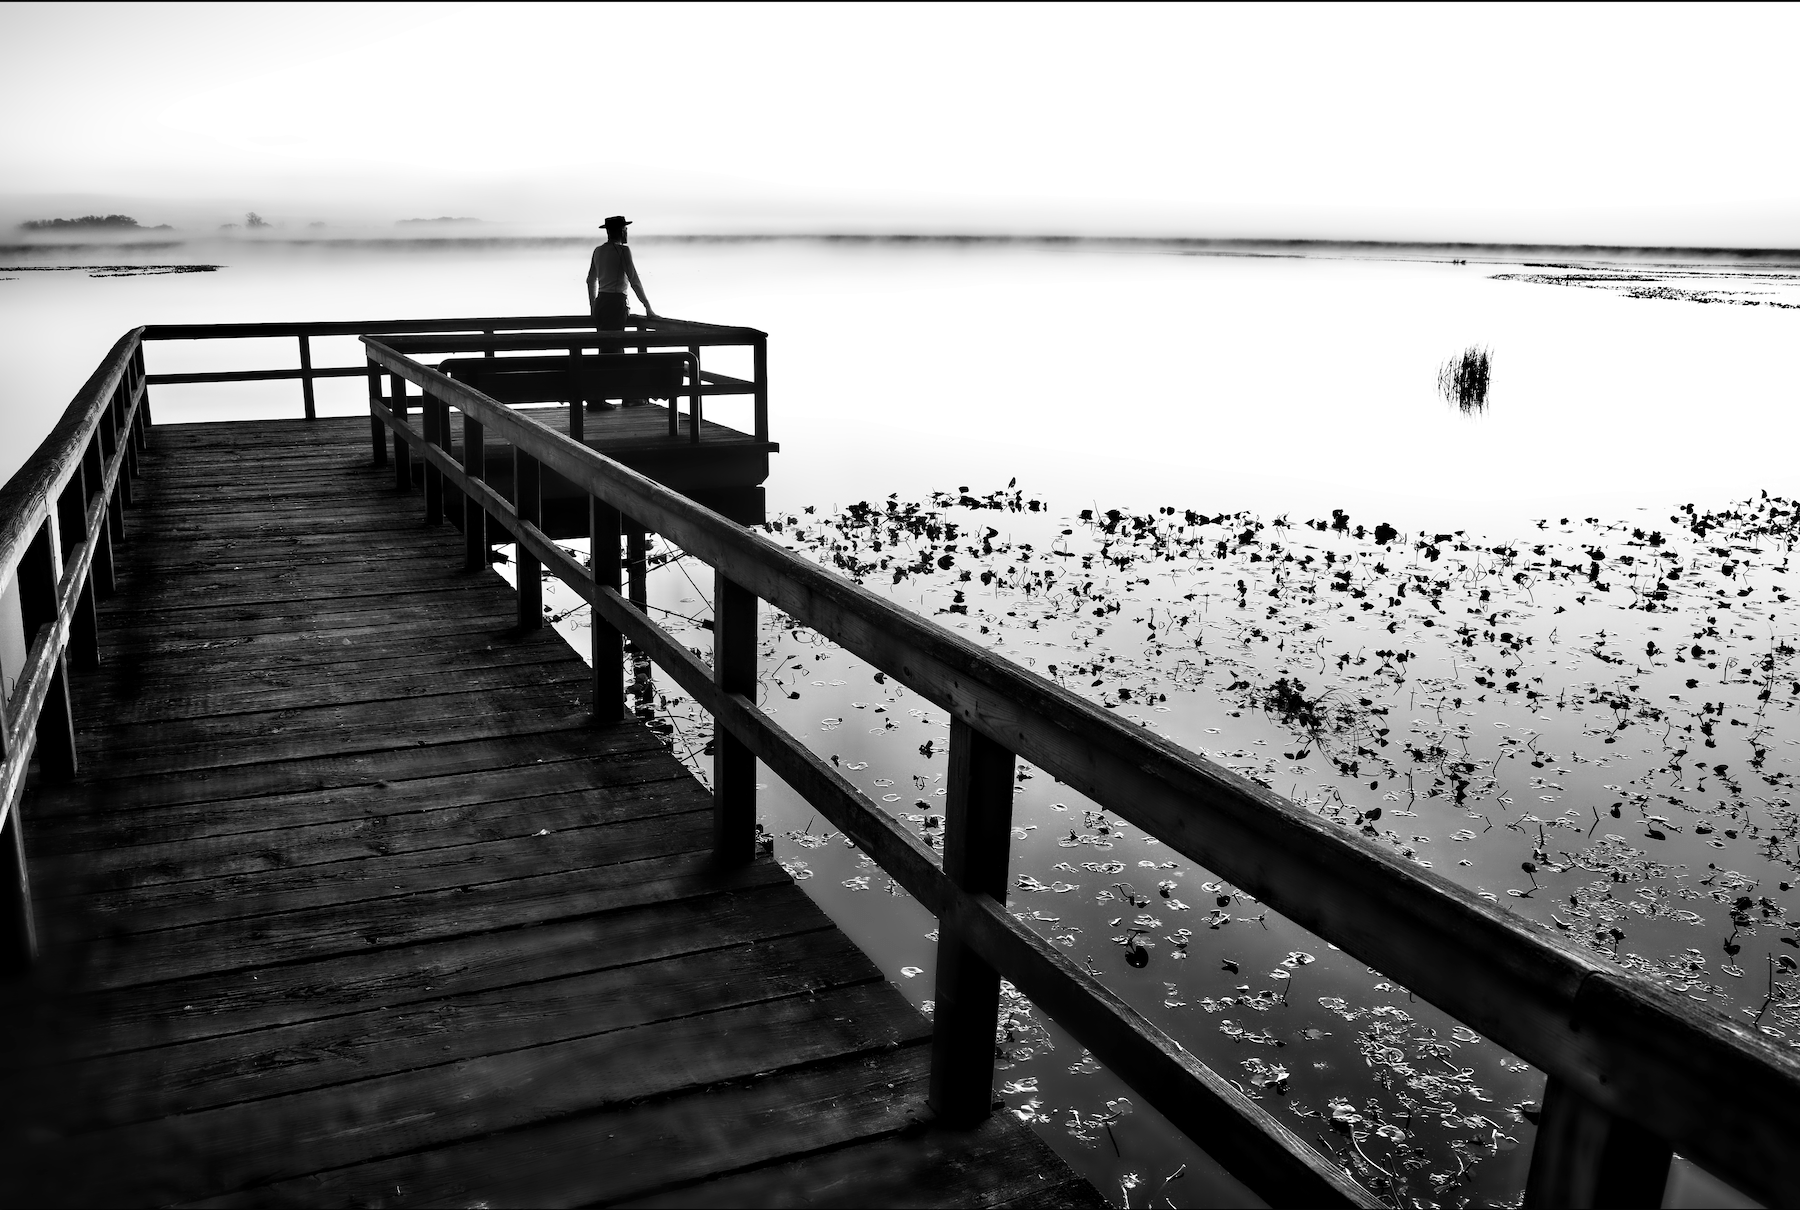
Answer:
(298, 333, 316, 420)
(391, 376, 410, 493)
(568, 343, 585, 444)
(133, 340, 151, 429)
(58, 471, 98, 672)
(626, 527, 648, 613)
(368, 363, 387, 467)
(515, 451, 542, 630)
(423, 394, 444, 526)
(83, 434, 114, 597)
(463, 416, 486, 571)
(124, 392, 141, 479)
(131, 380, 147, 454)
(18, 523, 76, 782)
(590, 497, 624, 723)
(483, 330, 495, 359)
(928, 717, 1017, 1127)
(105, 388, 130, 514)
(752, 334, 768, 443)
(0, 785, 36, 975)
(713, 572, 757, 861)
(688, 346, 702, 445)
(1523, 1077, 1672, 1208)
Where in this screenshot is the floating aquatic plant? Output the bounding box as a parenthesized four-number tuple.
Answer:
(1439, 345, 1493, 414)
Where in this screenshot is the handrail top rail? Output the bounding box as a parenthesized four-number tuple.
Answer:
(365, 333, 1800, 1200)
(143, 313, 765, 342)
(383, 331, 761, 356)
(0, 328, 142, 582)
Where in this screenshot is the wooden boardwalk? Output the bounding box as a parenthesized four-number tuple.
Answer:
(0, 417, 1096, 1208)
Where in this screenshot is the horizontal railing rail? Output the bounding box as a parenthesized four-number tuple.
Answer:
(364, 335, 1800, 1209)
(141, 314, 769, 439)
(0, 328, 149, 975)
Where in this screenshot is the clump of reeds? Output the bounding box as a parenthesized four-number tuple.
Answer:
(1438, 345, 1492, 415)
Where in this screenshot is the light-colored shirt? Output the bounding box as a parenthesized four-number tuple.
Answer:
(590, 243, 633, 295)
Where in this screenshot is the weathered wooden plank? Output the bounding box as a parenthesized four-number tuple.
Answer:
(97, 534, 466, 570)
(97, 597, 522, 651)
(103, 560, 491, 609)
(31, 927, 872, 1134)
(81, 625, 570, 683)
(14, 981, 922, 1207)
(618, 1102, 1090, 1210)
(2, 875, 807, 1066)
(205, 1045, 937, 1209)
(98, 510, 456, 544)
(68, 700, 596, 782)
(73, 651, 586, 726)
(53, 801, 712, 940)
(73, 677, 589, 759)
(24, 716, 647, 817)
(43, 849, 789, 992)
(29, 745, 672, 855)
(35, 772, 703, 894)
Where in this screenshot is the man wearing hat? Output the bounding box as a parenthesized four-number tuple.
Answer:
(587, 215, 655, 333)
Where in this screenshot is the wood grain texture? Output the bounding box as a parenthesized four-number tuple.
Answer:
(0, 415, 1090, 1209)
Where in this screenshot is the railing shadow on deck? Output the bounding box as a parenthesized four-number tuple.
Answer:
(1, 321, 1795, 1209)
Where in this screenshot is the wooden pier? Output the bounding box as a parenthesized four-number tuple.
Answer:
(4, 315, 1800, 1209)
(0, 325, 1094, 1207)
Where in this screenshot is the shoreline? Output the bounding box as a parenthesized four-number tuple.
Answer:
(4, 232, 1800, 267)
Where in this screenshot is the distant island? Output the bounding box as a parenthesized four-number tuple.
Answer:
(18, 214, 172, 232)
(397, 217, 482, 225)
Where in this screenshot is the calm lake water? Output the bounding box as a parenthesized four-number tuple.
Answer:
(3, 238, 1796, 1207)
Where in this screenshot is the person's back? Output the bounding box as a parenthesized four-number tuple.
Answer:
(590, 241, 630, 297)
(587, 215, 654, 332)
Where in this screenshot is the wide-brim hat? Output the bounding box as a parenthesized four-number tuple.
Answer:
(601, 215, 631, 229)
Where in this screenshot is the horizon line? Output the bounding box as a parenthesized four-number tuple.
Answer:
(4, 232, 1799, 263)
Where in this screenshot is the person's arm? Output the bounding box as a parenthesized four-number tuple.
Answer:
(623, 247, 655, 317)
(586, 247, 600, 307)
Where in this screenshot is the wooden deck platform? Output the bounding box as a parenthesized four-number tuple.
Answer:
(0, 417, 1097, 1207)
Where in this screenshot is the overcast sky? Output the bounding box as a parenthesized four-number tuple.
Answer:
(3, 1, 1795, 244)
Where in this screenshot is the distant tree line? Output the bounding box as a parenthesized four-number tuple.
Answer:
(18, 214, 148, 231)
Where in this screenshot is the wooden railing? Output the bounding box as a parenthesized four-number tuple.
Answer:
(5, 323, 1792, 1206)
(362, 336, 1800, 1209)
(0, 329, 148, 974)
(142, 313, 768, 440)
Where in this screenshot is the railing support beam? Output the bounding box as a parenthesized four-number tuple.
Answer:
(0, 800, 36, 976)
(515, 451, 542, 630)
(391, 377, 410, 493)
(18, 525, 76, 782)
(463, 417, 486, 572)
(368, 365, 387, 466)
(753, 335, 768, 442)
(712, 572, 757, 861)
(423, 398, 444, 526)
(626, 528, 648, 613)
(929, 717, 1016, 1127)
(591, 499, 624, 723)
(298, 333, 316, 420)
(83, 436, 114, 596)
(1524, 1076, 1672, 1209)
